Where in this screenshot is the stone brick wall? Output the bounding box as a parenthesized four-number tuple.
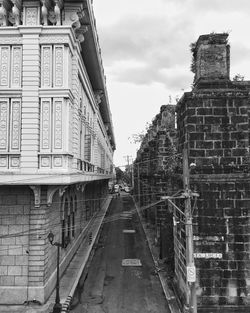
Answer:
(134, 32, 250, 312)
(0, 186, 32, 303)
(134, 105, 178, 260)
(0, 179, 109, 305)
(176, 33, 250, 312)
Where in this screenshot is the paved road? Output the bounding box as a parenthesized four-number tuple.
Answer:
(70, 193, 171, 313)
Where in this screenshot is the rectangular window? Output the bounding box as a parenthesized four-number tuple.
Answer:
(84, 133, 91, 162)
(40, 98, 63, 153)
(0, 46, 22, 88)
(0, 98, 21, 152)
(41, 45, 68, 88)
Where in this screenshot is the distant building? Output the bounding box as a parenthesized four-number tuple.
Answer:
(0, 0, 115, 304)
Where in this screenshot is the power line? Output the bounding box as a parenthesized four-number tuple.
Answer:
(0, 192, 185, 240)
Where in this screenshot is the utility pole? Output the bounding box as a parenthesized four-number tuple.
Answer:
(137, 163, 140, 204)
(183, 148, 197, 313)
(123, 155, 132, 185)
(131, 157, 134, 189)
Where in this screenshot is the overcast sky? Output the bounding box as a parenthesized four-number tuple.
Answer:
(92, 0, 250, 168)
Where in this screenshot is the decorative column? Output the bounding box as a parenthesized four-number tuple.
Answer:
(20, 24, 42, 171)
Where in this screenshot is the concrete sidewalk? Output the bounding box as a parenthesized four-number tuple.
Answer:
(0, 195, 113, 313)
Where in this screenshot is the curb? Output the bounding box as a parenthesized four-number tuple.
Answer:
(60, 195, 113, 313)
(132, 196, 182, 313)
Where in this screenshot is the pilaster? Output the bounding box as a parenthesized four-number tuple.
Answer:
(20, 27, 42, 172)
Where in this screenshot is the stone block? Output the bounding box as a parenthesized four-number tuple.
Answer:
(8, 266, 22, 276)
(16, 256, 29, 266)
(0, 286, 28, 303)
(22, 266, 28, 276)
(205, 133, 222, 140)
(189, 149, 205, 157)
(0, 256, 15, 266)
(8, 206, 24, 215)
(9, 246, 23, 255)
(189, 132, 205, 140)
(0, 226, 8, 236)
(205, 116, 222, 124)
(9, 225, 23, 235)
(0, 266, 7, 275)
(15, 276, 28, 286)
(2, 216, 16, 225)
(16, 215, 29, 225)
(1, 195, 17, 205)
(0, 276, 15, 286)
(16, 235, 29, 245)
(196, 141, 213, 149)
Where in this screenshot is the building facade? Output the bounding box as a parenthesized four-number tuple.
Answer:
(0, 0, 115, 304)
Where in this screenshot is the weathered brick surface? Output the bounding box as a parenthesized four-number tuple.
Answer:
(176, 33, 250, 312)
(135, 33, 250, 313)
(134, 105, 178, 262)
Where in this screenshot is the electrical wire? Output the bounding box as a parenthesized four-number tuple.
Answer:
(0, 152, 182, 186)
(0, 191, 187, 241)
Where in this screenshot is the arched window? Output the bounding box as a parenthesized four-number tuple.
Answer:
(70, 197, 75, 238)
(62, 198, 68, 248)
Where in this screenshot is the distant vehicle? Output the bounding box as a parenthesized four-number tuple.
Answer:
(120, 184, 125, 191)
(124, 186, 130, 193)
(114, 184, 120, 193)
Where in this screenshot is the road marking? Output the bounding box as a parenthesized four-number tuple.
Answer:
(122, 259, 142, 266)
(120, 211, 132, 219)
(123, 229, 136, 233)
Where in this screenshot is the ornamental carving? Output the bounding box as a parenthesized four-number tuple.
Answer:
(74, 25, 88, 43)
(0, 100, 8, 150)
(71, 8, 88, 42)
(41, 46, 52, 87)
(0, 47, 10, 86)
(0, 37, 21, 44)
(40, 35, 68, 44)
(9, 0, 22, 26)
(41, 0, 49, 26)
(45, 0, 63, 26)
(25, 7, 38, 26)
(94, 90, 103, 106)
(41, 156, 50, 167)
(41, 100, 51, 150)
(54, 46, 63, 87)
(0, 0, 9, 26)
(11, 46, 21, 87)
(53, 156, 62, 167)
(10, 156, 20, 167)
(53, 100, 62, 149)
(0, 156, 7, 167)
(10, 100, 20, 150)
(47, 185, 61, 206)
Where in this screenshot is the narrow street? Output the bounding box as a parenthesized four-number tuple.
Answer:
(70, 192, 171, 313)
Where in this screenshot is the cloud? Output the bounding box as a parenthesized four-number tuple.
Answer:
(98, 14, 194, 86)
(193, 0, 250, 13)
(231, 42, 250, 64)
(96, 0, 250, 89)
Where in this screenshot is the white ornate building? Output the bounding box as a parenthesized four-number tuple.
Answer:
(0, 0, 115, 304)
